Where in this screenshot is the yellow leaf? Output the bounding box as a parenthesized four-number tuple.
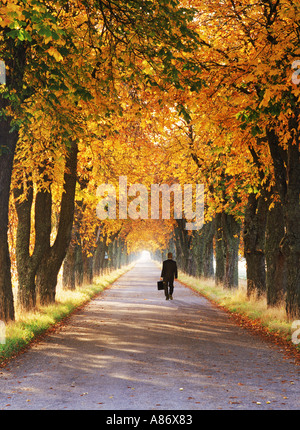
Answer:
(47, 46, 63, 62)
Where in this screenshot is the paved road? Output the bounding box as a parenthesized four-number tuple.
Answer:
(0, 259, 299, 410)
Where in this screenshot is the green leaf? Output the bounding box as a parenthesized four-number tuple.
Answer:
(251, 125, 262, 136)
(177, 103, 191, 122)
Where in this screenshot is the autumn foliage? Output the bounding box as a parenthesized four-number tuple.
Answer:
(1, 0, 300, 321)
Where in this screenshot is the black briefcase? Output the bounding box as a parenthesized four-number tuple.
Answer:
(157, 281, 164, 290)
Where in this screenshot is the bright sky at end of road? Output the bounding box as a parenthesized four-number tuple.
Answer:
(139, 250, 151, 261)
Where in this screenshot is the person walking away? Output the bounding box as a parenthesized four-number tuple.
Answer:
(160, 252, 178, 300)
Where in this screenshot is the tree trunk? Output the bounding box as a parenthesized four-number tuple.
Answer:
(37, 140, 78, 305)
(0, 115, 17, 321)
(93, 236, 108, 277)
(13, 181, 36, 310)
(82, 251, 94, 285)
(192, 231, 204, 277)
(0, 29, 29, 321)
(265, 198, 286, 306)
(215, 212, 225, 285)
(202, 219, 215, 278)
(222, 213, 240, 288)
(245, 252, 265, 298)
(267, 118, 300, 319)
(243, 193, 267, 297)
(283, 138, 300, 319)
(13, 171, 52, 311)
(62, 240, 76, 291)
(174, 219, 193, 274)
(75, 242, 84, 286)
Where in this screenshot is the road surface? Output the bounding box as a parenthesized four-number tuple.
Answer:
(0, 259, 299, 410)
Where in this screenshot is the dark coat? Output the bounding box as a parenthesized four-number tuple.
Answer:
(161, 259, 178, 281)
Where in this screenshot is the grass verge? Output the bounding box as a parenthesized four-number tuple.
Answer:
(178, 273, 300, 356)
(0, 264, 133, 366)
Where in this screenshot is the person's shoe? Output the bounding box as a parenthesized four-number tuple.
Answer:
(169, 295, 173, 300)
(166, 295, 169, 300)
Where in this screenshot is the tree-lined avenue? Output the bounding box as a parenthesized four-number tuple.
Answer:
(0, 259, 299, 410)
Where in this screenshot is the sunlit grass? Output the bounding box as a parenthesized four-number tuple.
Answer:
(0, 265, 133, 364)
